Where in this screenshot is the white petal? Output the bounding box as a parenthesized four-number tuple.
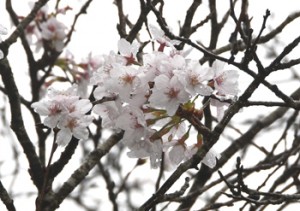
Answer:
(118, 38, 131, 56)
(31, 101, 50, 115)
(212, 60, 225, 75)
(73, 127, 89, 140)
(202, 148, 221, 168)
(75, 99, 92, 114)
(44, 116, 60, 128)
(56, 129, 72, 146)
(93, 86, 107, 99)
(196, 85, 213, 96)
(153, 74, 169, 90)
(149, 24, 164, 40)
(168, 145, 185, 165)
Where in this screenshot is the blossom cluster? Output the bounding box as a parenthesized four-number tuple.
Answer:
(31, 85, 93, 146)
(22, 3, 68, 52)
(32, 24, 239, 168)
(89, 25, 238, 168)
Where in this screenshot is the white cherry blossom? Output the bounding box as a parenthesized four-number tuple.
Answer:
(168, 144, 186, 165)
(177, 60, 214, 96)
(212, 60, 239, 96)
(117, 38, 140, 65)
(149, 75, 190, 116)
(127, 139, 163, 168)
(93, 100, 121, 128)
(107, 65, 142, 102)
(56, 114, 93, 146)
(40, 17, 67, 51)
(149, 24, 180, 51)
(31, 85, 93, 146)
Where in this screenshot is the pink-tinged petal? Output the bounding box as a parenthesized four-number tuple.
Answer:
(148, 90, 167, 108)
(93, 101, 120, 128)
(171, 55, 186, 69)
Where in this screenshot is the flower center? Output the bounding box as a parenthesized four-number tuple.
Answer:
(166, 88, 179, 100)
(189, 74, 199, 86)
(49, 104, 62, 115)
(47, 24, 56, 32)
(67, 118, 78, 130)
(215, 73, 225, 86)
(120, 73, 135, 85)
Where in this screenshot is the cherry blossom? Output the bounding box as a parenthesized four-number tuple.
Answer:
(127, 139, 163, 169)
(31, 85, 93, 146)
(56, 114, 93, 146)
(117, 38, 140, 65)
(76, 53, 104, 97)
(32, 35, 240, 168)
(149, 74, 190, 116)
(40, 16, 67, 51)
(207, 60, 239, 121)
(177, 60, 214, 96)
(140, 51, 172, 82)
(107, 64, 142, 102)
(90, 52, 123, 100)
(212, 60, 239, 96)
(93, 100, 121, 128)
(149, 24, 180, 51)
(201, 148, 221, 168)
(115, 105, 147, 141)
(168, 143, 186, 165)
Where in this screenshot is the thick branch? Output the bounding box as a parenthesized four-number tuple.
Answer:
(0, 59, 43, 189)
(47, 131, 124, 210)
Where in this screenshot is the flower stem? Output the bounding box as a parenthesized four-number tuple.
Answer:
(36, 128, 58, 211)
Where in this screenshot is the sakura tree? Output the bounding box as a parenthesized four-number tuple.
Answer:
(0, 0, 300, 210)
